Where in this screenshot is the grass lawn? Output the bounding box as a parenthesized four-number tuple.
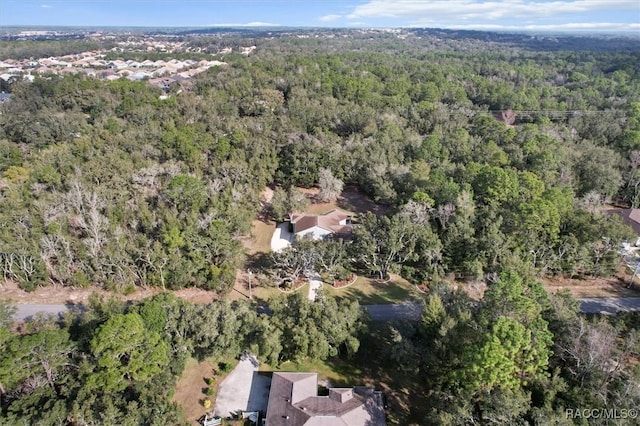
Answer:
(228, 271, 284, 303)
(172, 357, 217, 425)
(260, 357, 364, 388)
(328, 274, 422, 305)
(305, 200, 344, 215)
(231, 273, 421, 306)
(247, 219, 275, 255)
(172, 357, 239, 425)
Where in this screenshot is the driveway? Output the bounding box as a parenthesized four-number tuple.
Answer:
(270, 222, 293, 252)
(213, 354, 271, 418)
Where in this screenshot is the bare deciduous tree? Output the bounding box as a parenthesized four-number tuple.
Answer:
(580, 190, 605, 214)
(400, 199, 432, 225)
(317, 168, 343, 203)
(435, 203, 456, 229)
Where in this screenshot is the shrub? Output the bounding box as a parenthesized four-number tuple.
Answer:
(218, 362, 232, 373)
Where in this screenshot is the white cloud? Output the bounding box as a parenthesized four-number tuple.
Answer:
(439, 22, 640, 31)
(40, 4, 52, 8)
(346, 0, 638, 22)
(319, 14, 343, 22)
(243, 22, 280, 27)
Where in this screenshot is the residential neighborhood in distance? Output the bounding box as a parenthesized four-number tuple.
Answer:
(0, 33, 249, 91)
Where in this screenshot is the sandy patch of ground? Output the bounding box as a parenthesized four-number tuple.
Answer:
(1, 279, 219, 306)
(541, 263, 640, 298)
(260, 186, 274, 204)
(542, 273, 640, 298)
(297, 185, 389, 216)
(172, 358, 217, 425)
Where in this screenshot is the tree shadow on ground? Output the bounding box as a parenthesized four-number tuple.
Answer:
(246, 252, 272, 270)
(321, 327, 429, 425)
(242, 251, 278, 307)
(333, 279, 420, 305)
(64, 300, 87, 317)
(336, 186, 392, 216)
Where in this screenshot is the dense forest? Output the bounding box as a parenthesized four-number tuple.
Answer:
(0, 292, 364, 424)
(2, 32, 640, 292)
(1, 30, 640, 424)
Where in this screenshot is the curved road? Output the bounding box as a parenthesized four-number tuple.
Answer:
(362, 298, 640, 320)
(9, 298, 640, 321)
(578, 297, 640, 314)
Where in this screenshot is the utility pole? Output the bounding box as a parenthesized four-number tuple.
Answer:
(629, 261, 640, 289)
(247, 268, 253, 299)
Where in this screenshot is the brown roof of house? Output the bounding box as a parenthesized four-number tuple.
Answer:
(265, 372, 385, 426)
(290, 209, 352, 234)
(291, 215, 320, 234)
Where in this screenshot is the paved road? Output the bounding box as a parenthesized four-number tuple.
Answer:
(10, 298, 640, 322)
(14, 304, 69, 320)
(579, 297, 640, 314)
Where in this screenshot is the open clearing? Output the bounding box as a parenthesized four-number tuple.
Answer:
(0, 278, 219, 306)
(329, 274, 421, 305)
(172, 357, 219, 425)
(298, 185, 390, 217)
(542, 267, 640, 298)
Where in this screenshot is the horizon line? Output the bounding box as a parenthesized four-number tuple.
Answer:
(2, 24, 640, 34)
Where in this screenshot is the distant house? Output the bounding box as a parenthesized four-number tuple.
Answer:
(148, 76, 180, 91)
(128, 71, 152, 81)
(265, 372, 386, 426)
(289, 209, 352, 240)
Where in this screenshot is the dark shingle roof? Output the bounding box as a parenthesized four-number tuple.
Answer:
(290, 209, 352, 235)
(265, 372, 386, 426)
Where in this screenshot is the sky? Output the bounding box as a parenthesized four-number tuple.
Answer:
(1, 0, 639, 32)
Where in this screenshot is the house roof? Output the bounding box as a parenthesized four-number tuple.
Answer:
(265, 372, 385, 426)
(608, 208, 640, 235)
(290, 209, 352, 235)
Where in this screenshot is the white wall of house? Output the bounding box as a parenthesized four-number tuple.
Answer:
(296, 226, 332, 241)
